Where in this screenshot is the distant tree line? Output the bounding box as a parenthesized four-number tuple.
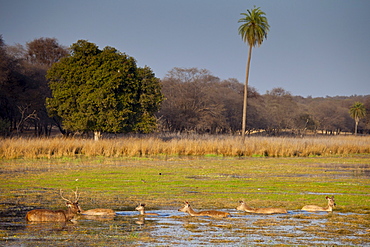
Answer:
(158, 67, 369, 135)
(0, 35, 369, 137)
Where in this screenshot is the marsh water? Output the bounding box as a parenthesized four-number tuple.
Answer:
(1, 205, 369, 246)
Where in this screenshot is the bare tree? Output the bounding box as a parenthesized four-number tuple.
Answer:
(159, 68, 239, 134)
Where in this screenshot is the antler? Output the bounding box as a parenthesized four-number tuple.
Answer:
(60, 189, 72, 203)
(72, 187, 80, 202)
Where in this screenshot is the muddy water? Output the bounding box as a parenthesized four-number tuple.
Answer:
(1, 206, 369, 246)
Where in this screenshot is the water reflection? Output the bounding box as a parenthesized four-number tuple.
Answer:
(26, 220, 76, 231)
(135, 216, 145, 226)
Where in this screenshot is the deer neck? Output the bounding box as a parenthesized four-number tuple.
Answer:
(186, 206, 200, 216)
(78, 207, 85, 214)
(64, 207, 77, 220)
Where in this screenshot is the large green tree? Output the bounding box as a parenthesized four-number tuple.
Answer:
(238, 6, 269, 139)
(349, 102, 366, 135)
(46, 40, 163, 139)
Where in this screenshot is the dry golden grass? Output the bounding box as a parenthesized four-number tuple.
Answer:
(0, 135, 369, 159)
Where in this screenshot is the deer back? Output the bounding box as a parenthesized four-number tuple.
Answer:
(25, 202, 80, 222)
(237, 201, 287, 214)
(178, 202, 230, 218)
(26, 209, 67, 222)
(80, 208, 115, 216)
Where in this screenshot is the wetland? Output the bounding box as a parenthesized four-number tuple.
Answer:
(1, 155, 369, 246)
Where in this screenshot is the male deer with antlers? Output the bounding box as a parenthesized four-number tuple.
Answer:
(25, 189, 80, 222)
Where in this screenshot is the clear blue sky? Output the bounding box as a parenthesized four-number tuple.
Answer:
(1, 0, 369, 97)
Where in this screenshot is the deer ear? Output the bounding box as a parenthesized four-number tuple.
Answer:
(66, 202, 72, 207)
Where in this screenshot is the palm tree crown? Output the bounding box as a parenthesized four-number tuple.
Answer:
(238, 7, 270, 47)
(349, 102, 366, 135)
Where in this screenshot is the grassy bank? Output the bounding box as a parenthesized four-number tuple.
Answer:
(1, 135, 370, 159)
(0, 155, 369, 212)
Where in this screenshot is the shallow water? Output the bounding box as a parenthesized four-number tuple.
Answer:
(1, 207, 369, 246)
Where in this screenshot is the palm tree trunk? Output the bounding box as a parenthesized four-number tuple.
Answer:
(242, 45, 253, 140)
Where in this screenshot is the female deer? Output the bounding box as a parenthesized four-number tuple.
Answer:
(73, 188, 115, 216)
(301, 196, 336, 212)
(236, 200, 287, 214)
(178, 201, 230, 218)
(79, 207, 115, 216)
(135, 203, 159, 216)
(25, 189, 80, 222)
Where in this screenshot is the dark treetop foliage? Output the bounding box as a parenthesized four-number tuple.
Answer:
(46, 40, 163, 135)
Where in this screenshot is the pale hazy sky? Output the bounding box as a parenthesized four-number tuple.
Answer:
(1, 0, 369, 97)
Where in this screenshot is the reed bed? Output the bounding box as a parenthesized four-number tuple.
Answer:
(0, 135, 369, 159)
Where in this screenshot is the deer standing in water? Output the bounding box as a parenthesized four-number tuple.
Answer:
(301, 196, 336, 212)
(237, 201, 287, 214)
(135, 203, 159, 216)
(25, 189, 80, 222)
(178, 201, 230, 218)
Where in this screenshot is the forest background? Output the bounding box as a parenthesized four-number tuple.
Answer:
(0, 36, 369, 138)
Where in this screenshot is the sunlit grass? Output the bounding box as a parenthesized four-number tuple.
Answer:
(0, 155, 369, 213)
(0, 135, 369, 159)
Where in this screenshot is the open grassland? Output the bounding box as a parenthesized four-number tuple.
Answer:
(1, 135, 370, 159)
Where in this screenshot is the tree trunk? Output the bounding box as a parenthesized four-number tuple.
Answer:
(354, 120, 359, 136)
(242, 45, 253, 140)
(94, 131, 101, 141)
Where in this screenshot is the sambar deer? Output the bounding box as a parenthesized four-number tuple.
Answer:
(178, 201, 230, 218)
(236, 201, 287, 214)
(301, 196, 336, 212)
(79, 207, 115, 216)
(135, 203, 159, 216)
(25, 189, 80, 222)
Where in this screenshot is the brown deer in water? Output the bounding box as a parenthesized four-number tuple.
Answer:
(79, 207, 115, 216)
(135, 203, 159, 216)
(236, 200, 287, 214)
(301, 196, 336, 212)
(178, 201, 230, 218)
(25, 189, 80, 222)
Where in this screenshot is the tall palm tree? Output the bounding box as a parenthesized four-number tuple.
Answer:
(238, 7, 269, 139)
(349, 102, 366, 135)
